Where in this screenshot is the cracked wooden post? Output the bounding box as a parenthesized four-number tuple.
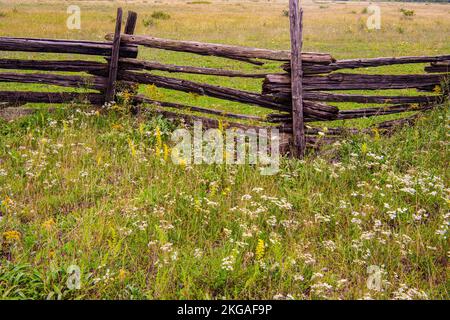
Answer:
(289, 0, 306, 157)
(105, 7, 123, 103)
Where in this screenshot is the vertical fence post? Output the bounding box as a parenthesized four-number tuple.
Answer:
(105, 7, 123, 103)
(124, 11, 138, 35)
(289, 0, 306, 157)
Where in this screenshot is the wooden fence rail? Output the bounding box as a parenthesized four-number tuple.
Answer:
(0, 91, 104, 105)
(0, 59, 108, 73)
(283, 55, 450, 73)
(0, 73, 107, 91)
(104, 34, 334, 65)
(0, 37, 138, 58)
(117, 58, 270, 78)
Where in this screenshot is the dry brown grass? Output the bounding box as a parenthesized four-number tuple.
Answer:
(0, 1, 449, 57)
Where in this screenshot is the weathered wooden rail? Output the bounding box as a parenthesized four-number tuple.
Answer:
(0, 2, 448, 156)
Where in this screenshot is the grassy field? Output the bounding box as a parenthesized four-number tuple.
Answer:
(0, 1, 449, 299)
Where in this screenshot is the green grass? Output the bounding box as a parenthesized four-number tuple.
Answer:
(0, 102, 448, 299)
(0, 1, 449, 300)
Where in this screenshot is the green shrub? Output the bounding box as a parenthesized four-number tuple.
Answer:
(400, 8, 415, 17)
(151, 11, 171, 20)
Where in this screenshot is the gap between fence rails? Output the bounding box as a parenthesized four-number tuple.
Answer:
(289, 0, 306, 158)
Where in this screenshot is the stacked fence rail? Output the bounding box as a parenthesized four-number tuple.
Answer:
(0, 8, 137, 107)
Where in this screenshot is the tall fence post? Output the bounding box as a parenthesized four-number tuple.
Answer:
(289, 0, 306, 157)
(105, 7, 123, 103)
(124, 11, 138, 35)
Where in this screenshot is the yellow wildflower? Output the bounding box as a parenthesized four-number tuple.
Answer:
(372, 128, 380, 141)
(209, 183, 218, 197)
(128, 138, 137, 158)
(255, 239, 265, 261)
(2, 230, 21, 243)
(178, 158, 187, 167)
(194, 199, 202, 212)
(96, 154, 102, 166)
(42, 218, 56, 231)
(139, 123, 145, 135)
(112, 123, 123, 131)
(122, 90, 132, 105)
(163, 144, 170, 161)
(155, 127, 162, 150)
(1, 195, 13, 208)
(361, 142, 368, 155)
(222, 187, 231, 196)
(118, 269, 127, 282)
(433, 85, 442, 94)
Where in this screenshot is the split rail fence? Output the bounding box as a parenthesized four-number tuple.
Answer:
(0, 2, 448, 156)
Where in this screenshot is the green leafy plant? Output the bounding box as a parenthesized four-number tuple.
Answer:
(151, 11, 171, 20)
(400, 8, 415, 17)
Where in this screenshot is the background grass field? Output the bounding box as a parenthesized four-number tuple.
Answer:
(0, 1, 448, 299)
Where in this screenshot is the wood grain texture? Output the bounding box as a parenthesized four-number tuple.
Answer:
(267, 91, 441, 104)
(283, 55, 450, 73)
(105, 8, 123, 102)
(0, 73, 107, 90)
(105, 33, 334, 64)
(425, 61, 450, 73)
(0, 59, 108, 73)
(289, 0, 305, 157)
(0, 37, 137, 58)
(118, 58, 270, 78)
(263, 73, 447, 92)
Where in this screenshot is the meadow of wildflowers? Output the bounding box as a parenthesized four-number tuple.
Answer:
(0, 102, 448, 300)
